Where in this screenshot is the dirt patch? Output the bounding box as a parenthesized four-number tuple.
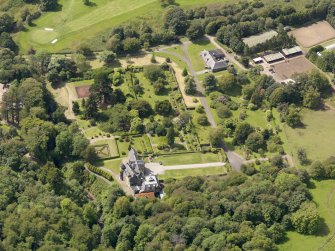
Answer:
(290, 21, 335, 48)
(75, 86, 91, 98)
(272, 56, 316, 80)
(119, 54, 165, 67)
(171, 62, 200, 108)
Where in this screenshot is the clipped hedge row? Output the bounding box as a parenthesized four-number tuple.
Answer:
(86, 163, 113, 181)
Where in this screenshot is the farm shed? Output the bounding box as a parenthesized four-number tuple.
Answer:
(253, 57, 263, 64)
(282, 46, 303, 57)
(325, 44, 335, 50)
(263, 53, 284, 64)
(243, 30, 278, 47)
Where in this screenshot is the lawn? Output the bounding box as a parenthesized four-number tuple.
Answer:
(155, 152, 220, 165)
(102, 158, 123, 174)
(278, 179, 335, 251)
(187, 38, 216, 72)
(160, 166, 227, 180)
(284, 109, 335, 163)
(92, 138, 119, 158)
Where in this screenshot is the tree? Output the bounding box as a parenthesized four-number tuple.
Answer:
(291, 202, 320, 235)
(130, 100, 153, 118)
(40, 0, 59, 11)
(209, 127, 224, 147)
(166, 126, 175, 146)
(308, 161, 325, 179)
(159, 0, 175, 7)
(163, 6, 188, 35)
(182, 67, 188, 77)
(297, 148, 308, 165)
(130, 117, 144, 134)
(184, 76, 197, 95)
(100, 51, 117, 65)
(269, 87, 286, 107)
(245, 132, 265, 152)
(72, 101, 80, 115)
(186, 20, 204, 40)
(123, 37, 141, 53)
(106, 35, 122, 53)
(285, 107, 301, 128)
(233, 122, 253, 145)
(84, 95, 98, 119)
(155, 100, 173, 116)
(218, 72, 236, 93)
(0, 13, 14, 33)
(303, 86, 321, 109)
(217, 105, 232, 118)
(203, 74, 217, 93)
(197, 114, 209, 126)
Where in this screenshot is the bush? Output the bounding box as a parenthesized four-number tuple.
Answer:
(86, 163, 113, 181)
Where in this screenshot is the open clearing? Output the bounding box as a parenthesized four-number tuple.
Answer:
(160, 166, 227, 180)
(67, 79, 93, 99)
(284, 109, 335, 163)
(290, 21, 335, 48)
(278, 179, 335, 251)
(272, 56, 316, 80)
(243, 30, 278, 47)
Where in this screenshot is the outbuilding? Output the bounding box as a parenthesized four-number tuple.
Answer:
(253, 57, 263, 64)
(282, 46, 303, 58)
(263, 53, 285, 64)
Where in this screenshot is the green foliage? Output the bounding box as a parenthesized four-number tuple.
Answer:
(86, 163, 113, 181)
(291, 202, 321, 235)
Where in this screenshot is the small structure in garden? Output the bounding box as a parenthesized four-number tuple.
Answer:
(201, 49, 229, 72)
(120, 148, 161, 195)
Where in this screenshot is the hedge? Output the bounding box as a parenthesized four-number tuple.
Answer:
(86, 163, 114, 181)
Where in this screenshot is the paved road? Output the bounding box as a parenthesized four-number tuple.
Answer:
(206, 35, 247, 71)
(146, 162, 226, 175)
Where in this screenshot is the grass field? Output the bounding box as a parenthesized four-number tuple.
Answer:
(160, 166, 227, 180)
(15, 0, 225, 52)
(103, 158, 123, 174)
(278, 179, 335, 251)
(284, 109, 335, 163)
(155, 152, 219, 165)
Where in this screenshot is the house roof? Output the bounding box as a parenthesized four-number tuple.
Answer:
(282, 46, 302, 56)
(201, 50, 228, 71)
(263, 52, 284, 62)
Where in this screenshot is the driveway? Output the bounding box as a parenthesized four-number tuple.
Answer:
(146, 162, 226, 175)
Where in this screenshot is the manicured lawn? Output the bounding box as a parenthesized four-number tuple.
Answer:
(92, 138, 119, 158)
(187, 38, 216, 72)
(159, 166, 227, 180)
(278, 179, 335, 251)
(103, 158, 123, 174)
(117, 140, 131, 157)
(284, 109, 335, 163)
(155, 152, 220, 165)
